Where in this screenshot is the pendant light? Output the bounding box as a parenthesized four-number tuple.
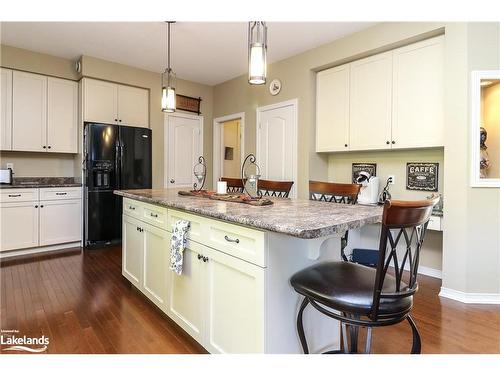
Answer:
(248, 22, 267, 85)
(162, 21, 176, 112)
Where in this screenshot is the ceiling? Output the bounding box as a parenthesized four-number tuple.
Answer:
(0, 22, 374, 86)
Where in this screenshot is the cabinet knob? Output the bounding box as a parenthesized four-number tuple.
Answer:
(40, 205, 44, 208)
(43, 146, 47, 149)
(197, 254, 203, 260)
(170, 179, 175, 184)
(114, 118, 118, 122)
(48, 146, 51, 149)
(35, 205, 38, 208)
(203, 256, 209, 263)
(392, 140, 395, 144)
(386, 141, 390, 145)
(119, 119, 122, 122)
(344, 144, 348, 147)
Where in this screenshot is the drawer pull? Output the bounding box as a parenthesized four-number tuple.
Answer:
(150, 213, 158, 218)
(197, 254, 203, 260)
(128, 205, 136, 210)
(202, 256, 209, 263)
(8, 194, 21, 197)
(224, 235, 240, 244)
(55, 192, 67, 195)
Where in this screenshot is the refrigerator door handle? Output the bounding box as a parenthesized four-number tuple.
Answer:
(115, 141, 121, 189)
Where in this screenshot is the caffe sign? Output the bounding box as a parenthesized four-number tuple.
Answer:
(406, 162, 439, 191)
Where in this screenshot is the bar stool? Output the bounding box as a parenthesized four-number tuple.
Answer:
(258, 179, 294, 198)
(220, 177, 244, 193)
(309, 180, 361, 261)
(290, 195, 439, 354)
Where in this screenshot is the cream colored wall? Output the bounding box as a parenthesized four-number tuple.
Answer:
(222, 120, 241, 178)
(482, 82, 500, 178)
(0, 44, 80, 177)
(214, 22, 444, 199)
(80, 55, 214, 189)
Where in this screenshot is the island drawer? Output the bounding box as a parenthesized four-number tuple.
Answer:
(123, 198, 143, 219)
(167, 209, 267, 267)
(142, 204, 168, 229)
(39, 187, 82, 201)
(0, 189, 39, 203)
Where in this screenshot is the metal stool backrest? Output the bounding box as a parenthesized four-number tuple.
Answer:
(220, 177, 244, 193)
(258, 179, 294, 198)
(309, 180, 361, 204)
(370, 195, 439, 321)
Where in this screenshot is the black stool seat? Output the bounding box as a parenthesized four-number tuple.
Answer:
(290, 261, 413, 317)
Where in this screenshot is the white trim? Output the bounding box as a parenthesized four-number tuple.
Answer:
(470, 70, 500, 187)
(417, 265, 442, 279)
(256, 99, 299, 198)
(439, 287, 500, 304)
(212, 112, 245, 185)
(164, 112, 204, 189)
(0, 241, 81, 259)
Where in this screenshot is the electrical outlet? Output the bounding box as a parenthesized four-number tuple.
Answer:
(6, 163, 14, 170)
(388, 175, 395, 185)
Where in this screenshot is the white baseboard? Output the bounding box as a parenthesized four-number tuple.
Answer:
(0, 242, 82, 259)
(417, 265, 442, 279)
(439, 287, 500, 304)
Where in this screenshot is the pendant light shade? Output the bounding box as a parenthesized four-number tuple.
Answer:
(162, 21, 176, 112)
(248, 22, 267, 85)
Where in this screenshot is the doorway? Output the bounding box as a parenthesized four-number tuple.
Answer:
(164, 112, 204, 188)
(213, 112, 245, 183)
(256, 99, 298, 198)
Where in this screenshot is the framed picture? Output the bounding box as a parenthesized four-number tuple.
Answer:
(224, 147, 234, 161)
(406, 162, 439, 191)
(352, 163, 377, 183)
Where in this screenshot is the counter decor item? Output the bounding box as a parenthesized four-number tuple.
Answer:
(378, 177, 392, 204)
(217, 180, 228, 194)
(192, 156, 207, 192)
(241, 153, 262, 200)
(406, 162, 439, 191)
(355, 171, 380, 205)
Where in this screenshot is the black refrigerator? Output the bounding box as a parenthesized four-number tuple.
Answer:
(84, 122, 152, 247)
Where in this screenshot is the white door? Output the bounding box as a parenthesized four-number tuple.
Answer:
(203, 247, 264, 353)
(142, 223, 169, 311)
(1, 68, 13, 150)
(256, 100, 298, 197)
(83, 78, 118, 124)
(117, 85, 149, 128)
(47, 77, 78, 153)
(391, 36, 444, 149)
(349, 51, 393, 151)
(0, 202, 39, 251)
(166, 113, 203, 188)
(12, 71, 47, 152)
(316, 64, 350, 152)
(122, 214, 144, 288)
(39, 199, 81, 246)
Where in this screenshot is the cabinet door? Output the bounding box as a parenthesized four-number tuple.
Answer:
(122, 215, 144, 287)
(349, 51, 393, 151)
(117, 85, 149, 128)
(0, 202, 39, 251)
(316, 64, 350, 152)
(142, 223, 169, 310)
(392, 36, 444, 148)
(1, 68, 12, 150)
(83, 78, 118, 124)
(167, 241, 204, 343)
(203, 247, 265, 353)
(47, 77, 78, 153)
(12, 71, 47, 152)
(39, 199, 81, 246)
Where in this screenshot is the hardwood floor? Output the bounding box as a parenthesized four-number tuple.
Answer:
(1, 246, 499, 354)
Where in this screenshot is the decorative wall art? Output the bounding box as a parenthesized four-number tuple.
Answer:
(406, 162, 439, 191)
(352, 163, 377, 183)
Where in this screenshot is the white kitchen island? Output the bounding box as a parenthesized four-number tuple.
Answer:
(114, 188, 382, 354)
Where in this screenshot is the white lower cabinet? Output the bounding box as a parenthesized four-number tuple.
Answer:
(0, 201, 39, 251)
(39, 199, 81, 246)
(122, 201, 266, 353)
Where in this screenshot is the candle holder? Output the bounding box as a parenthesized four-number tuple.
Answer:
(192, 156, 207, 192)
(241, 154, 262, 200)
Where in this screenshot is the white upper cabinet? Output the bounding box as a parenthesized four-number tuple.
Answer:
(47, 77, 78, 153)
(83, 78, 149, 128)
(1, 68, 13, 150)
(117, 85, 149, 128)
(349, 51, 393, 151)
(316, 36, 444, 152)
(12, 71, 47, 152)
(316, 64, 350, 152)
(83, 78, 118, 124)
(391, 36, 444, 148)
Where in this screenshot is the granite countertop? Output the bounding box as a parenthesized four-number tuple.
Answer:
(114, 188, 383, 239)
(0, 177, 82, 189)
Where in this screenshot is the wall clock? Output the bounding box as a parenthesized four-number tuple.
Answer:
(269, 79, 282, 96)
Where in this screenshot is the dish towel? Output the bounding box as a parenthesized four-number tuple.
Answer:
(170, 219, 191, 275)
